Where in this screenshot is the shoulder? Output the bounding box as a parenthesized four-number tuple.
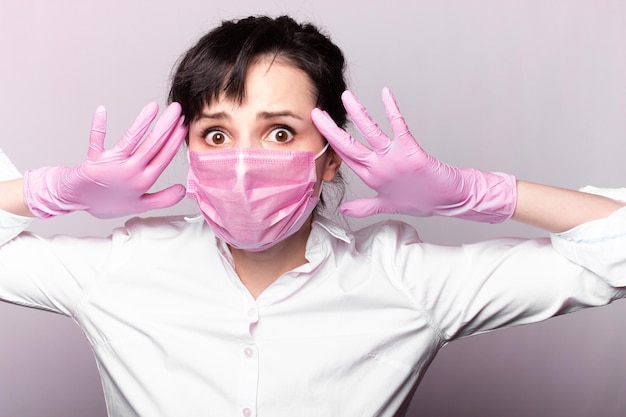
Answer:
(352, 219, 424, 252)
(112, 214, 210, 242)
(102, 214, 217, 267)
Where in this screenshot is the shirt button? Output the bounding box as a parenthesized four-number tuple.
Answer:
(242, 407, 252, 417)
(247, 308, 257, 318)
(243, 347, 255, 358)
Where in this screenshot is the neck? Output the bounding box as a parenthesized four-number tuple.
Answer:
(230, 218, 313, 299)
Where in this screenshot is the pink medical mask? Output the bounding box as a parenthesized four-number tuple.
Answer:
(187, 145, 328, 252)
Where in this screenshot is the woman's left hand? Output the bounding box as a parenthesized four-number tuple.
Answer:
(311, 87, 517, 223)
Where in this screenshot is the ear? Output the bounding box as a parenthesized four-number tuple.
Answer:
(321, 147, 342, 181)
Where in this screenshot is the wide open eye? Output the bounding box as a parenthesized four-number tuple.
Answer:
(204, 129, 231, 146)
(266, 127, 295, 144)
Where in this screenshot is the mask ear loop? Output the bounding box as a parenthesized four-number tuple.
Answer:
(313, 143, 331, 198)
(314, 143, 330, 160)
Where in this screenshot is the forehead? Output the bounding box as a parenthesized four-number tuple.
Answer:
(206, 58, 317, 113)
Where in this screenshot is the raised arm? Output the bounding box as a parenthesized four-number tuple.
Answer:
(312, 88, 625, 232)
(513, 181, 624, 232)
(0, 178, 30, 217)
(0, 102, 187, 221)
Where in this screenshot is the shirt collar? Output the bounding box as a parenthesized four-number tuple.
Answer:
(186, 213, 352, 272)
(310, 214, 352, 245)
(185, 213, 352, 247)
(187, 212, 353, 303)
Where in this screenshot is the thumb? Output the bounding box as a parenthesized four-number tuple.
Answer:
(339, 197, 387, 218)
(140, 184, 186, 211)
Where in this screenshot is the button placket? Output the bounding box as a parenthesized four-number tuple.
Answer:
(237, 301, 259, 417)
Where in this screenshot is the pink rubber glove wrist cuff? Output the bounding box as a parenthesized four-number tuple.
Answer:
(442, 169, 517, 224)
(24, 166, 76, 219)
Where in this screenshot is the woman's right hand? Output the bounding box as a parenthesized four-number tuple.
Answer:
(23, 102, 187, 219)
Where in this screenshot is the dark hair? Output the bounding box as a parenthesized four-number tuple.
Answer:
(168, 15, 347, 129)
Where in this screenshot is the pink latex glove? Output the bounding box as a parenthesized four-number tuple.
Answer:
(24, 102, 187, 219)
(311, 88, 517, 223)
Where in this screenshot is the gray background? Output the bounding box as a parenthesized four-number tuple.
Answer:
(1, 0, 626, 416)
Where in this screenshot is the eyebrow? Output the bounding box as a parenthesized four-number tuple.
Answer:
(198, 111, 230, 120)
(257, 111, 303, 120)
(198, 110, 303, 121)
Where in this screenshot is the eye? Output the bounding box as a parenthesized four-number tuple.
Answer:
(267, 127, 295, 144)
(203, 129, 231, 146)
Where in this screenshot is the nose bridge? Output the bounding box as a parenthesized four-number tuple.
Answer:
(235, 127, 263, 149)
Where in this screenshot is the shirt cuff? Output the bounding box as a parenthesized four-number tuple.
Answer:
(0, 146, 32, 244)
(550, 186, 626, 287)
(0, 146, 22, 180)
(0, 209, 32, 245)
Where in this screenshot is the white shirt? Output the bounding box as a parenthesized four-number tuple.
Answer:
(3, 147, 626, 417)
(2, 203, 626, 416)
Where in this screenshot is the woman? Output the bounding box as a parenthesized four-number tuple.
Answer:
(1, 15, 625, 417)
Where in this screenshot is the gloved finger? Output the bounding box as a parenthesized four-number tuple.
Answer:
(311, 108, 371, 164)
(134, 102, 184, 163)
(312, 108, 379, 184)
(113, 102, 160, 157)
(342, 90, 390, 152)
(381, 87, 421, 155)
(138, 184, 186, 211)
(338, 197, 387, 218)
(142, 115, 186, 179)
(87, 105, 107, 160)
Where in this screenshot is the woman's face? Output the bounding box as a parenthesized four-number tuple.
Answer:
(188, 57, 341, 187)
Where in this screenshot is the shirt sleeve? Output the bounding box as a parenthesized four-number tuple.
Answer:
(0, 145, 33, 245)
(0, 216, 187, 317)
(381, 190, 626, 342)
(550, 186, 626, 287)
(0, 232, 115, 316)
